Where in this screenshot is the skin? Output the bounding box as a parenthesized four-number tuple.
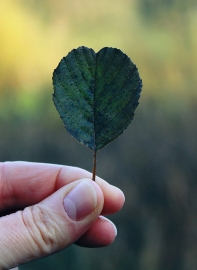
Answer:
(0, 162, 125, 269)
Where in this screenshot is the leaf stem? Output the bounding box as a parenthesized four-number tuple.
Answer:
(92, 150, 97, 181)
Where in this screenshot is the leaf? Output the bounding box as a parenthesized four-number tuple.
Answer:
(52, 46, 142, 180)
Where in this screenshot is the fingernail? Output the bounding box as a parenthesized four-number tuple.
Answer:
(63, 181, 97, 221)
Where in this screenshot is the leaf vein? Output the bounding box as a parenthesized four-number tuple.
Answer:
(54, 95, 93, 138)
(63, 55, 92, 108)
(96, 49, 116, 82)
(82, 46, 95, 78)
(95, 64, 137, 118)
(94, 54, 127, 104)
(96, 79, 141, 140)
(54, 71, 94, 125)
(63, 57, 93, 109)
(74, 48, 94, 85)
(97, 116, 131, 149)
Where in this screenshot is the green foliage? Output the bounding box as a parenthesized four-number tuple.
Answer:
(52, 46, 142, 152)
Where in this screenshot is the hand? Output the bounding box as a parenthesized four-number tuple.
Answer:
(0, 162, 125, 269)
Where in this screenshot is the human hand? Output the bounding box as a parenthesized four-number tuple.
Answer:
(0, 162, 125, 269)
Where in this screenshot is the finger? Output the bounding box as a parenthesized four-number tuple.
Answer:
(95, 177, 125, 215)
(0, 179, 104, 269)
(0, 162, 124, 216)
(76, 216, 117, 247)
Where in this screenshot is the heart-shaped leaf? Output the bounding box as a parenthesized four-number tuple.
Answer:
(53, 46, 142, 149)
(52, 46, 142, 179)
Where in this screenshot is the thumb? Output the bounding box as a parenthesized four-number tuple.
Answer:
(0, 179, 104, 269)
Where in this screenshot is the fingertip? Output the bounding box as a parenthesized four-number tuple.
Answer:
(110, 184, 125, 206)
(76, 216, 117, 248)
(99, 216, 117, 237)
(95, 177, 125, 215)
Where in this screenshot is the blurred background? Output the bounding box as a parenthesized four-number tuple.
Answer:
(1, 0, 197, 269)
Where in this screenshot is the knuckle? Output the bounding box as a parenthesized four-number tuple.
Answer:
(22, 205, 60, 255)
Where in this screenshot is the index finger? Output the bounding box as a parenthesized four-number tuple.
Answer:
(0, 162, 124, 215)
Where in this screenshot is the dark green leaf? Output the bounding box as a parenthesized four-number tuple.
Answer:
(52, 46, 142, 152)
